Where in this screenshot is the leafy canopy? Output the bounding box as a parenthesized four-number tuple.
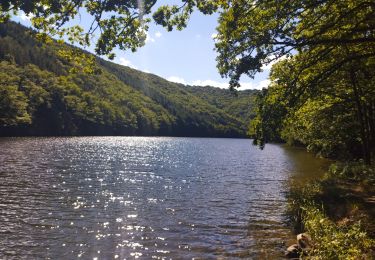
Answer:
(215, 0, 375, 88)
(0, 0, 224, 59)
(2, 1, 374, 162)
(1, 1, 374, 83)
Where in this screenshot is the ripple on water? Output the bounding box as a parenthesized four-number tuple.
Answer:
(0, 137, 327, 259)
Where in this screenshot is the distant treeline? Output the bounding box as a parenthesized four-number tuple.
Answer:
(0, 22, 257, 137)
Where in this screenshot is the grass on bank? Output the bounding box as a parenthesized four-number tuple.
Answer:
(288, 161, 375, 259)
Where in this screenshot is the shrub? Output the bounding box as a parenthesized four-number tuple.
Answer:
(302, 204, 374, 259)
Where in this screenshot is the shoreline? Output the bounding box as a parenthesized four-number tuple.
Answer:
(286, 161, 375, 258)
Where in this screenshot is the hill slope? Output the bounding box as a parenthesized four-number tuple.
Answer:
(0, 22, 257, 137)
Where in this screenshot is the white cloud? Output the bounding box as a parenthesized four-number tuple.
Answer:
(192, 80, 228, 89)
(193, 79, 270, 90)
(167, 76, 187, 85)
(117, 57, 137, 69)
(261, 55, 287, 70)
(169, 77, 270, 90)
(146, 32, 155, 43)
(246, 79, 270, 90)
(261, 60, 277, 70)
(118, 57, 131, 66)
(18, 11, 34, 22)
(141, 31, 162, 43)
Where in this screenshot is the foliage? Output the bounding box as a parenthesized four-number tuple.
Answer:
(288, 162, 375, 259)
(98, 58, 250, 137)
(280, 93, 366, 159)
(328, 161, 375, 184)
(0, 22, 255, 137)
(214, 0, 375, 89)
(217, 0, 375, 164)
(250, 42, 375, 162)
(0, 85, 30, 126)
(171, 85, 257, 125)
(2, 1, 374, 86)
(0, 0, 224, 59)
(247, 87, 287, 147)
(3, 1, 373, 160)
(155, 0, 375, 163)
(302, 204, 374, 259)
(1, 0, 153, 57)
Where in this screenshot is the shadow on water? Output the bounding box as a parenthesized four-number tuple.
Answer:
(281, 145, 331, 181)
(246, 144, 330, 258)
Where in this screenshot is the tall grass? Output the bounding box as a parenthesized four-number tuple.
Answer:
(301, 204, 373, 259)
(287, 162, 375, 259)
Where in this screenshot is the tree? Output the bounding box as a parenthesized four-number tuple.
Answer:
(214, 0, 375, 89)
(214, 0, 374, 163)
(0, 61, 31, 125)
(0, 0, 222, 59)
(248, 87, 287, 148)
(2, 1, 374, 162)
(0, 22, 253, 137)
(250, 48, 375, 163)
(1, 1, 374, 73)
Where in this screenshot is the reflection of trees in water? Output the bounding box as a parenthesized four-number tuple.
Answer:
(243, 144, 329, 258)
(282, 145, 330, 181)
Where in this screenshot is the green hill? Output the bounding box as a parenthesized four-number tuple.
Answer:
(182, 86, 257, 125)
(0, 22, 257, 137)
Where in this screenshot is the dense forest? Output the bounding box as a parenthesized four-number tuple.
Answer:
(248, 35, 375, 165)
(0, 22, 256, 137)
(212, 0, 375, 165)
(0, 1, 374, 258)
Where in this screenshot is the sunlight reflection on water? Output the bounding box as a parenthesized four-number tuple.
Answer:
(0, 137, 327, 259)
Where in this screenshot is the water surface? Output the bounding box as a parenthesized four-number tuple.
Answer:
(0, 137, 326, 259)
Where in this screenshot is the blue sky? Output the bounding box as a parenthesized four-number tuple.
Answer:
(13, 3, 271, 90)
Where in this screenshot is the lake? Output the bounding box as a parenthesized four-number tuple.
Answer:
(0, 137, 327, 259)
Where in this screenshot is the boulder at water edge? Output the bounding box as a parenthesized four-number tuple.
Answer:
(285, 244, 301, 258)
(297, 233, 312, 249)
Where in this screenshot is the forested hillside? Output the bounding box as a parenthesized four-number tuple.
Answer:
(0, 22, 256, 137)
(184, 86, 257, 125)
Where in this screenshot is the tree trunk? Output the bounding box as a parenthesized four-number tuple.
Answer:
(349, 67, 371, 164)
